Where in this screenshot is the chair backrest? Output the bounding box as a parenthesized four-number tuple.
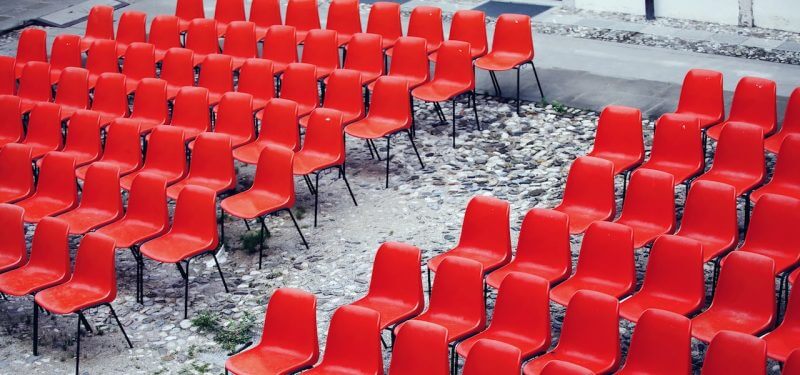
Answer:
(701, 331, 766, 375)
(63, 111, 102, 163)
(366, 2, 402, 46)
(741, 194, 800, 263)
(431, 40, 474, 88)
(222, 21, 258, 59)
(16, 28, 48, 69)
(77, 162, 122, 215)
(364, 242, 424, 311)
(428, 257, 485, 326)
(784, 348, 800, 375)
(0, 204, 25, 267)
(55, 67, 90, 110)
(50, 34, 83, 74)
(389, 320, 449, 375)
(344, 33, 383, 74)
(259, 288, 319, 362)
(388, 37, 429, 82)
(301, 29, 340, 71)
(408, 6, 444, 49)
(149, 15, 182, 53)
(575, 221, 635, 290)
(171, 86, 211, 133)
(122, 42, 156, 81)
(187, 133, 236, 189)
(710, 121, 765, 180)
(263, 25, 299, 65)
(638, 235, 705, 310)
(143, 126, 187, 179)
(490, 14, 533, 59)
(780, 88, 800, 136)
(319, 305, 382, 373)
(25, 102, 64, 151)
(250, 145, 295, 205)
(27, 217, 70, 279)
(326, 0, 362, 39)
(131, 78, 169, 123)
(301, 108, 344, 164)
(69, 232, 118, 312)
(557, 156, 616, 216)
(462, 339, 522, 375)
(170, 185, 219, 248)
(623, 310, 692, 374)
(281, 63, 319, 109)
(214, 0, 246, 27)
(0, 95, 24, 143)
(449, 10, 487, 57)
(91, 73, 129, 117)
(101, 119, 143, 168)
(35, 152, 77, 208)
(85, 5, 115, 42)
(712, 252, 775, 324)
(285, 0, 321, 35)
(771, 134, 800, 187)
(617, 168, 675, 234)
(677, 181, 737, 256)
(675, 69, 724, 124)
(455, 195, 511, 262)
(649, 113, 704, 172)
(590, 105, 644, 165)
(255, 98, 299, 151)
(238, 58, 274, 103)
(19, 61, 53, 103)
(161, 47, 196, 88)
(215, 92, 255, 142)
(728, 76, 777, 134)
(368, 76, 410, 126)
(186, 19, 221, 56)
(490, 273, 551, 346)
(86, 39, 120, 76)
(540, 361, 595, 375)
(323, 69, 363, 118)
(0, 56, 15, 94)
(116, 11, 147, 49)
(249, 0, 282, 30)
(0, 144, 34, 200)
(198, 54, 234, 95)
(122, 173, 169, 234)
(176, 0, 205, 25)
(558, 290, 620, 368)
(514, 208, 571, 276)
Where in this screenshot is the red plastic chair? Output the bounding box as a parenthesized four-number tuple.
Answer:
(198, 54, 234, 105)
(21, 102, 64, 160)
(344, 33, 384, 85)
(426, 195, 511, 285)
(237, 58, 274, 111)
(60, 111, 103, 167)
(76, 119, 142, 180)
(175, 0, 205, 32)
(786, 350, 800, 375)
(765, 88, 800, 153)
(285, 0, 321, 44)
(120, 126, 187, 190)
(160, 47, 196, 100)
(301, 29, 341, 79)
(305, 305, 382, 375)
(366, 2, 402, 50)
(0, 144, 34, 204)
(167, 133, 236, 199)
(0, 95, 24, 147)
(394, 6, 443, 56)
(307, 68, 363, 126)
(214, 0, 246, 36)
(212, 92, 255, 148)
(616, 309, 692, 375)
(130, 78, 169, 133)
(540, 361, 595, 375)
(462, 340, 522, 375)
(186, 18, 221, 66)
(752, 135, 800, 202)
(326, 0, 362, 46)
(707, 76, 777, 141)
(169, 86, 211, 142)
(388, 320, 449, 375)
(0, 56, 16, 94)
(457, 273, 550, 360)
(54, 67, 90, 120)
(225, 288, 319, 374)
(675, 69, 724, 130)
(674, 180, 738, 264)
(115, 11, 147, 57)
(350, 242, 424, 334)
(150, 15, 182, 62)
(475, 13, 542, 113)
(639, 113, 704, 185)
(88, 73, 130, 126)
(233, 98, 299, 164)
(587, 105, 644, 177)
(486, 209, 570, 289)
(221, 145, 309, 268)
(701, 331, 767, 375)
(764, 281, 800, 362)
(81, 5, 115, 52)
(267, 62, 318, 119)
(736, 194, 800, 276)
(550, 222, 634, 305)
(431, 10, 487, 62)
(412, 40, 479, 147)
(613, 168, 676, 247)
(692, 251, 776, 342)
(222, 21, 258, 70)
(121, 42, 157, 94)
(49, 34, 83, 84)
(619, 235, 705, 322)
(86, 39, 120, 88)
(0, 204, 25, 273)
(523, 290, 620, 375)
(262, 25, 299, 75)
(293, 108, 356, 226)
(18, 61, 53, 113)
(140, 185, 228, 318)
(553, 156, 616, 234)
(14, 28, 47, 78)
(249, 0, 282, 41)
(56, 163, 122, 234)
(16, 152, 77, 223)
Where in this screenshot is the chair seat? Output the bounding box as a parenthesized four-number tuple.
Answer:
(387, 42, 439, 57)
(475, 52, 530, 72)
(0, 186, 31, 204)
(693, 172, 762, 197)
(765, 131, 799, 154)
(314, 66, 336, 80)
(295, 31, 309, 44)
(292, 151, 340, 175)
(619, 293, 702, 323)
(486, 261, 569, 289)
(350, 296, 420, 329)
(166, 178, 233, 199)
(587, 151, 641, 175)
(208, 91, 226, 106)
(87, 110, 126, 126)
(763, 325, 800, 362)
(226, 345, 315, 375)
(221, 190, 292, 219)
(58, 208, 120, 234)
(735, 247, 800, 275)
(550, 277, 632, 306)
(345, 117, 408, 139)
(457, 329, 548, 359)
(554, 205, 613, 234)
(0, 135, 22, 148)
(0, 267, 67, 296)
(412, 80, 470, 102)
(369, 74, 426, 92)
(120, 168, 185, 190)
(232, 140, 286, 164)
(169, 126, 205, 142)
(399, 314, 482, 342)
(131, 118, 166, 134)
(676, 111, 721, 129)
(750, 182, 800, 203)
(301, 109, 361, 127)
(638, 160, 702, 185)
(216, 23, 229, 37)
(691, 311, 773, 342)
(192, 53, 209, 67)
(523, 352, 615, 375)
(336, 33, 354, 46)
(255, 27, 269, 41)
(19, 98, 45, 114)
(614, 219, 671, 248)
(0, 252, 25, 273)
(140, 233, 216, 263)
(707, 121, 772, 141)
(77, 161, 139, 180)
(97, 219, 166, 248)
(17, 197, 75, 223)
(50, 69, 66, 85)
(154, 49, 169, 63)
(26, 142, 59, 160)
(430, 46, 485, 63)
(58, 105, 86, 121)
(271, 61, 291, 75)
(675, 232, 735, 263)
(427, 247, 508, 274)
(380, 38, 397, 50)
(353, 70, 382, 86)
(35, 283, 112, 315)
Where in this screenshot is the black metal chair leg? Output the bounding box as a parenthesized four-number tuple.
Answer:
(370, 139, 382, 161)
(258, 216, 265, 269)
(33, 299, 39, 356)
(409, 96, 416, 139)
(176, 260, 190, 319)
(531, 62, 545, 103)
(515, 67, 521, 114)
(75, 312, 82, 375)
(212, 252, 229, 293)
(426, 267, 432, 295)
(365, 139, 375, 159)
(107, 304, 133, 348)
(489, 70, 501, 97)
(744, 194, 752, 231)
(287, 209, 309, 249)
(79, 313, 93, 333)
(451, 99, 456, 148)
(314, 173, 320, 227)
(407, 130, 424, 168)
(219, 209, 226, 247)
(471, 92, 480, 131)
(340, 166, 357, 206)
(385, 136, 391, 188)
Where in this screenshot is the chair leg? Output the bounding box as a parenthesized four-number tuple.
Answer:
(79, 314, 93, 333)
(744, 194, 752, 231)
(33, 299, 39, 356)
(75, 312, 82, 375)
(385, 136, 391, 188)
(314, 172, 320, 227)
(340, 166, 357, 206)
(286, 209, 309, 249)
(515, 66, 521, 114)
(107, 304, 133, 348)
(407, 130, 424, 168)
(365, 139, 375, 159)
(471, 91, 481, 131)
(489, 70, 501, 97)
(409, 96, 416, 139)
(258, 216, 265, 269)
(452, 99, 457, 148)
(218, 209, 226, 248)
(426, 267, 432, 295)
(370, 139, 382, 161)
(531, 62, 545, 103)
(176, 260, 190, 319)
(212, 252, 230, 293)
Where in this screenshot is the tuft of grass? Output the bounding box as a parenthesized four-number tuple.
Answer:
(294, 207, 307, 221)
(240, 230, 262, 254)
(191, 311, 219, 333)
(550, 100, 567, 114)
(190, 310, 256, 353)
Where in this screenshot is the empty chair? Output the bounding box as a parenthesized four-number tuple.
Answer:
(426, 195, 511, 287)
(0, 144, 34, 204)
(394, 6, 443, 55)
(674, 68, 725, 129)
(707, 76, 777, 141)
(301, 29, 340, 79)
(308, 68, 363, 126)
(198, 54, 234, 105)
(586, 105, 644, 176)
(120, 126, 187, 190)
(350, 242, 424, 336)
(76, 119, 142, 180)
(692, 251, 776, 342)
(56, 163, 123, 234)
(81, 5, 115, 52)
(764, 281, 800, 362)
(185, 19, 221, 66)
(326, 0, 361, 45)
(49, 34, 83, 84)
(388, 320, 450, 375)
(619, 235, 705, 322)
(411, 40, 479, 147)
(86, 39, 120, 88)
(225, 288, 319, 374)
(167, 133, 236, 199)
(735, 194, 800, 276)
(18, 61, 53, 113)
(267, 62, 318, 119)
(249, 0, 281, 41)
(222, 21, 258, 70)
(486, 209, 571, 288)
(220, 146, 309, 268)
(285, 0, 321, 44)
(553, 156, 616, 234)
(160, 47, 196, 99)
(462, 340, 522, 375)
(751, 135, 800, 202)
(366, 2, 402, 50)
(14, 28, 47, 77)
(613, 169, 676, 247)
(616, 309, 692, 375)
(262, 25, 299, 75)
(550, 222, 635, 305)
(60, 111, 103, 167)
(121, 42, 156, 94)
(54, 67, 90, 120)
(175, 0, 205, 31)
(88, 73, 129, 125)
(149, 15, 182, 62)
(639, 113, 704, 185)
(674, 181, 738, 263)
(214, 0, 246, 36)
(431, 10, 487, 61)
(475, 13, 542, 113)
(305, 305, 382, 375)
(212, 92, 255, 148)
(16, 152, 77, 223)
(115, 11, 147, 57)
(765, 88, 800, 153)
(344, 33, 384, 85)
(540, 362, 595, 375)
(168, 87, 211, 142)
(129, 78, 169, 133)
(233, 98, 299, 164)
(701, 331, 767, 375)
(522, 290, 620, 375)
(0, 95, 24, 147)
(456, 273, 551, 360)
(21, 103, 63, 160)
(786, 350, 800, 375)
(0, 55, 16, 94)
(140, 185, 228, 318)
(0, 204, 25, 273)
(237, 58, 274, 111)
